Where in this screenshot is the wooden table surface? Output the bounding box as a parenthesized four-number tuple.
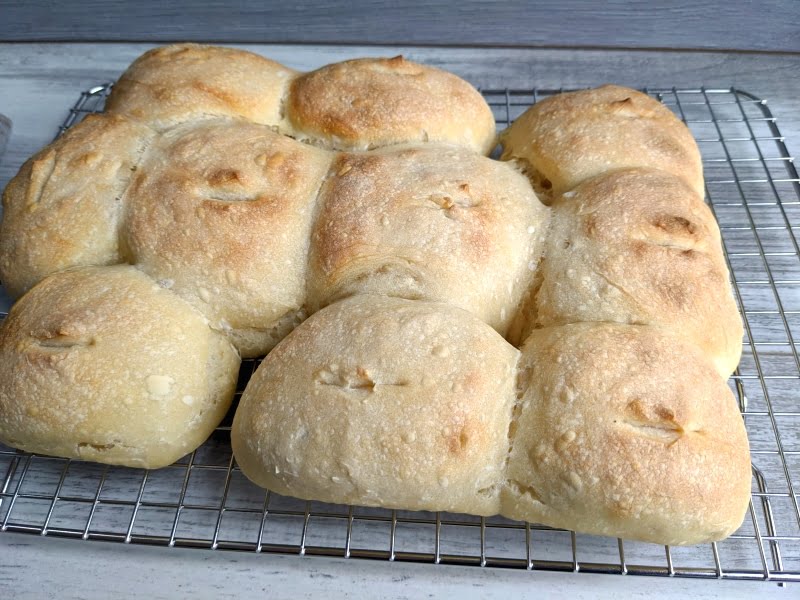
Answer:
(1, 42, 799, 598)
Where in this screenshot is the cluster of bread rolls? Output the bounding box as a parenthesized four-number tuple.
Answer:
(0, 44, 750, 545)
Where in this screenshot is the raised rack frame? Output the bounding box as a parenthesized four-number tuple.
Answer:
(1, 84, 799, 584)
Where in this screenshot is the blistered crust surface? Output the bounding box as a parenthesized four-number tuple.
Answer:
(0, 114, 155, 298)
(507, 323, 751, 545)
(125, 119, 333, 357)
(287, 56, 496, 153)
(232, 296, 518, 515)
(499, 85, 704, 200)
(308, 145, 548, 334)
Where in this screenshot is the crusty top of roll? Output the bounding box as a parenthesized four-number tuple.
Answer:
(105, 44, 297, 131)
(521, 168, 742, 377)
(0, 113, 155, 298)
(124, 118, 332, 357)
(287, 56, 496, 153)
(505, 322, 751, 545)
(307, 144, 548, 335)
(500, 85, 704, 200)
(232, 295, 519, 515)
(0, 265, 239, 469)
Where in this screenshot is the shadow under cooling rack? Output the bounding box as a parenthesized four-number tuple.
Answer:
(2, 85, 800, 584)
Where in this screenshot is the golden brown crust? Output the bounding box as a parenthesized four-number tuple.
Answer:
(0, 265, 240, 469)
(0, 114, 155, 298)
(506, 322, 751, 545)
(105, 44, 297, 130)
(232, 295, 519, 514)
(499, 85, 704, 199)
(124, 118, 333, 358)
(308, 144, 548, 336)
(287, 56, 496, 153)
(512, 168, 742, 377)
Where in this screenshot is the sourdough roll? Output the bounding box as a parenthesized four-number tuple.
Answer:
(124, 118, 332, 357)
(512, 168, 742, 376)
(499, 85, 704, 200)
(233, 295, 518, 515)
(106, 44, 297, 130)
(287, 56, 496, 153)
(307, 145, 548, 335)
(504, 322, 751, 545)
(0, 265, 240, 469)
(0, 114, 154, 298)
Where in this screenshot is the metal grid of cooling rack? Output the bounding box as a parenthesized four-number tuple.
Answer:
(1, 85, 800, 584)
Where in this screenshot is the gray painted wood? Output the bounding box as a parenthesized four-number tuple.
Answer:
(1, 1, 799, 52)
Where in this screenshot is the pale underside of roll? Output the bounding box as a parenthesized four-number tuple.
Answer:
(0, 44, 749, 545)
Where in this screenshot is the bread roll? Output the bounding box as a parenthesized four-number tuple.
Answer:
(0, 265, 239, 468)
(105, 44, 297, 131)
(287, 56, 496, 153)
(505, 322, 751, 545)
(232, 295, 518, 515)
(512, 168, 742, 377)
(307, 144, 548, 335)
(499, 85, 704, 200)
(124, 118, 332, 357)
(0, 114, 155, 298)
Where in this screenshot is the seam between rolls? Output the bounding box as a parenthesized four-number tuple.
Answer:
(301, 152, 340, 320)
(506, 202, 554, 348)
(496, 349, 526, 510)
(115, 125, 159, 266)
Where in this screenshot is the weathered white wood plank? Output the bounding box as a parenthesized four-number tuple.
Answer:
(0, 532, 790, 599)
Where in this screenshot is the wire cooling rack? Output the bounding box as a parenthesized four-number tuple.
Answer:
(1, 85, 800, 585)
